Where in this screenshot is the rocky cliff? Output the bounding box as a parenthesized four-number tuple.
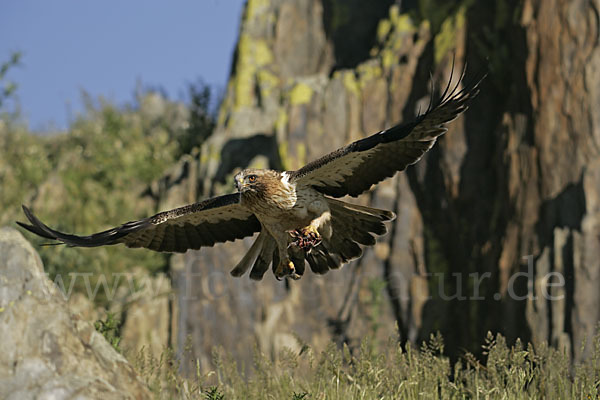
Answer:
(0, 228, 151, 399)
(155, 0, 600, 370)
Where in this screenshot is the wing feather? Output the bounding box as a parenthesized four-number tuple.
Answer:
(17, 193, 260, 253)
(287, 71, 485, 197)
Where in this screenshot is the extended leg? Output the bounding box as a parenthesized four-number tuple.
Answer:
(270, 230, 301, 280)
(274, 258, 301, 280)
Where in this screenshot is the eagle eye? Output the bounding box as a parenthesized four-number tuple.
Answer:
(248, 175, 257, 183)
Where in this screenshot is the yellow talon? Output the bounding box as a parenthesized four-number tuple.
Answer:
(303, 225, 319, 235)
(275, 260, 300, 280)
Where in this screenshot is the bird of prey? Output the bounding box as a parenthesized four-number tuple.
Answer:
(18, 72, 483, 281)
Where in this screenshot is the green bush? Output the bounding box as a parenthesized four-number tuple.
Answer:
(1, 84, 214, 306)
(94, 312, 122, 352)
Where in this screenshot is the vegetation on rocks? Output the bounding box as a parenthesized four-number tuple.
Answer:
(0, 59, 214, 305)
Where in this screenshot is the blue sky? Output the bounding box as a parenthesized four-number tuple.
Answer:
(0, 0, 246, 131)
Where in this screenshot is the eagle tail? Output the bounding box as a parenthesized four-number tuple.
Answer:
(248, 234, 306, 280)
(250, 234, 277, 280)
(230, 231, 264, 277)
(231, 200, 395, 279)
(305, 199, 395, 274)
(230, 229, 281, 281)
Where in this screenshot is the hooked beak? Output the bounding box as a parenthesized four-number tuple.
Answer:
(235, 176, 244, 192)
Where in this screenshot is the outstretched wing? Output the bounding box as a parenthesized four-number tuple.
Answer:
(287, 72, 485, 197)
(17, 193, 261, 253)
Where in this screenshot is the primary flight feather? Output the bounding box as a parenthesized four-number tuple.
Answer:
(18, 71, 483, 280)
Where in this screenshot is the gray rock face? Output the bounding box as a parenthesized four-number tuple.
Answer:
(0, 228, 150, 400)
(173, 0, 432, 375)
(166, 0, 600, 367)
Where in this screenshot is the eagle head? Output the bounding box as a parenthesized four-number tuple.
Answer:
(235, 169, 292, 210)
(234, 169, 280, 194)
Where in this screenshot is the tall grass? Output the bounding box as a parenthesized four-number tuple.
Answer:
(132, 330, 600, 399)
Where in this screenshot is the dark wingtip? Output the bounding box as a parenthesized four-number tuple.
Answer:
(19, 205, 57, 239)
(15, 220, 34, 232)
(21, 205, 40, 228)
(463, 63, 488, 96)
(15, 220, 35, 234)
(22, 204, 33, 217)
(17, 206, 58, 241)
(422, 57, 487, 119)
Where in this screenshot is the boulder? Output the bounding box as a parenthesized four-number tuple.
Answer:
(0, 227, 150, 399)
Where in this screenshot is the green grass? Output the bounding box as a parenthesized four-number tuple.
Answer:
(94, 312, 122, 353)
(132, 331, 600, 399)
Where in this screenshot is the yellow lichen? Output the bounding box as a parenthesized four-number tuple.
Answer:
(257, 69, 279, 98)
(296, 143, 307, 166)
(278, 141, 290, 170)
(275, 108, 288, 132)
(201, 143, 221, 163)
(233, 34, 256, 108)
(246, 0, 269, 20)
(217, 83, 232, 127)
(0, 307, 4, 313)
(217, 107, 228, 128)
(257, 70, 278, 86)
(394, 14, 416, 33)
(255, 40, 273, 67)
(341, 71, 360, 97)
(210, 147, 221, 162)
(200, 151, 209, 165)
(377, 19, 392, 42)
(374, 8, 416, 56)
(389, 4, 400, 24)
(232, 35, 274, 109)
(434, 6, 467, 64)
(381, 49, 395, 70)
(289, 82, 313, 106)
(357, 62, 383, 88)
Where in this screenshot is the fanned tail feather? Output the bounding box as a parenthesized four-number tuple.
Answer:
(230, 229, 282, 281)
(230, 230, 267, 277)
(304, 199, 395, 274)
(249, 235, 277, 280)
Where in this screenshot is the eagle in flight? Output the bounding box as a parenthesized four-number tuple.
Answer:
(18, 72, 482, 281)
